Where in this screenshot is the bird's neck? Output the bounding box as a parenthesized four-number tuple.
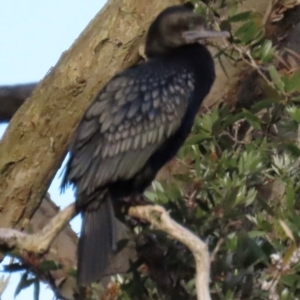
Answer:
(172, 44, 215, 105)
(169, 43, 212, 65)
(146, 43, 215, 106)
(163, 44, 215, 86)
(148, 44, 213, 72)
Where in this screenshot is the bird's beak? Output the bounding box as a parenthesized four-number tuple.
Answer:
(182, 28, 229, 42)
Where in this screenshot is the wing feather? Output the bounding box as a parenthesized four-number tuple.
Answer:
(63, 62, 194, 199)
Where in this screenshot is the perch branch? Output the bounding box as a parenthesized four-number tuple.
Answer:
(0, 203, 76, 256)
(129, 205, 211, 300)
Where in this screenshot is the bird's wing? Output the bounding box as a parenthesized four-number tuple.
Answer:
(63, 63, 194, 198)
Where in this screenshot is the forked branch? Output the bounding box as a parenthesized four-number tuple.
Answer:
(0, 203, 211, 300)
(0, 203, 76, 257)
(129, 205, 211, 300)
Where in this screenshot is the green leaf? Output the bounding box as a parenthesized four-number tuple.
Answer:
(144, 191, 157, 202)
(33, 279, 40, 300)
(248, 231, 266, 238)
(185, 134, 211, 146)
(155, 190, 169, 204)
(152, 181, 164, 193)
(67, 268, 77, 278)
(260, 40, 274, 63)
(251, 98, 278, 112)
(281, 274, 300, 288)
(286, 106, 300, 122)
(279, 220, 295, 242)
(39, 260, 62, 271)
(245, 236, 269, 263)
(195, 156, 201, 178)
(285, 143, 300, 157)
(268, 65, 285, 92)
(223, 186, 240, 208)
(121, 292, 133, 300)
(223, 112, 245, 127)
(227, 11, 252, 23)
(245, 188, 257, 206)
(242, 109, 262, 129)
(14, 273, 35, 298)
(283, 71, 300, 93)
(292, 95, 300, 103)
(227, 3, 238, 17)
(235, 20, 261, 44)
(286, 182, 295, 210)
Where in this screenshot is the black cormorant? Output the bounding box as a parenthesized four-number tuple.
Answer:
(62, 4, 228, 285)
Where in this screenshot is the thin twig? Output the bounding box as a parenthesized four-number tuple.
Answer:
(210, 238, 224, 262)
(232, 45, 275, 88)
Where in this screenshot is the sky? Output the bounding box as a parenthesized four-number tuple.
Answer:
(0, 1, 107, 299)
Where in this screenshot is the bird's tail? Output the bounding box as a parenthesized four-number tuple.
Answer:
(77, 194, 116, 285)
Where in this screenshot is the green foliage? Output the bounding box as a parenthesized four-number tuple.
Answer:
(115, 1, 300, 299)
(119, 96, 300, 298)
(39, 260, 62, 272)
(8, 1, 298, 300)
(14, 272, 40, 300)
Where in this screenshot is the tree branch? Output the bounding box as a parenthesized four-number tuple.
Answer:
(0, 203, 76, 256)
(0, 1, 183, 298)
(1, 1, 298, 299)
(0, 83, 37, 123)
(129, 205, 211, 300)
(0, 0, 184, 230)
(0, 198, 136, 300)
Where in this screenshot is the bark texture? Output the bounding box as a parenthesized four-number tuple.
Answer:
(0, 0, 185, 228)
(1, 0, 300, 299)
(0, 0, 184, 298)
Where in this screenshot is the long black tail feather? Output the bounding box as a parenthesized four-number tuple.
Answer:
(77, 195, 116, 285)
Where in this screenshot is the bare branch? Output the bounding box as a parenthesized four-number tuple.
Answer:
(129, 205, 211, 300)
(0, 83, 37, 123)
(0, 198, 136, 300)
(0, 203, 76, 256)
(0, 203, 76, 269)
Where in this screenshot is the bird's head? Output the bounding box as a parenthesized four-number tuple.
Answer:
(145, 3, 229, 58)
